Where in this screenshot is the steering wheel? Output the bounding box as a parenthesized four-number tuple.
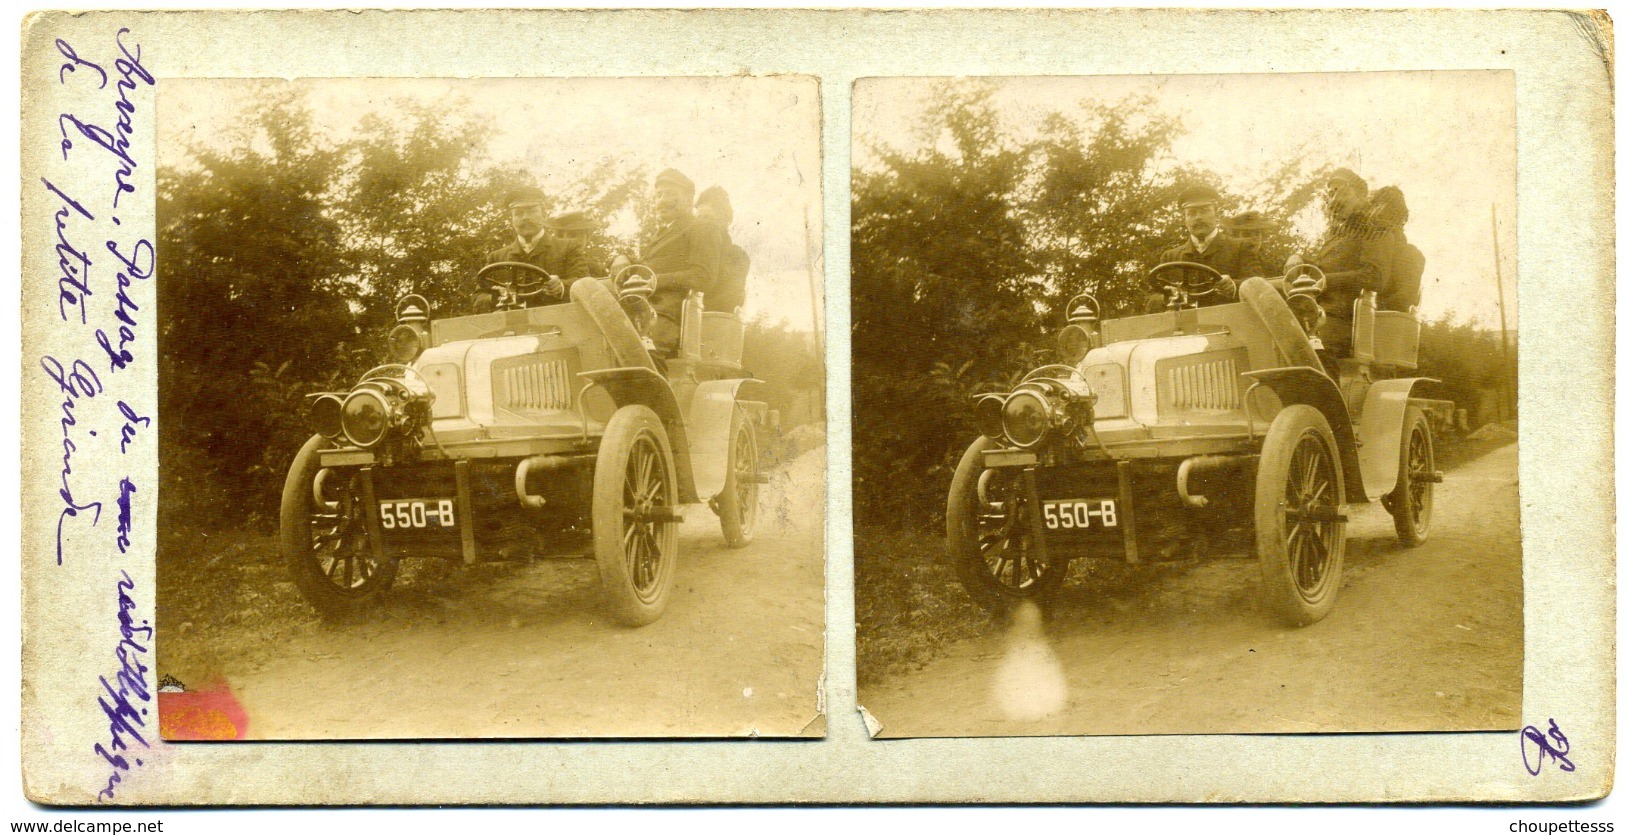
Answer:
(476, 261, 563, 309)
(1146, 261, 1226, 298)
(1281, 262, 1327, 296)
(611, 264, 659, 300)
(1279, 262, 1330, 341)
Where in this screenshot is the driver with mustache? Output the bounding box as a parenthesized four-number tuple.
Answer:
(472, 185, 590, 312)
(1147, 184, 1262, 311)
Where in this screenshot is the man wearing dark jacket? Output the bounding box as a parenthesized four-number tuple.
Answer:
(695, 185, 749, 313)
(640, 169, 721, 348)
(473, 185, 591, 312)
(1146, 185, 1264, 312)
(1303, 168, 1394, 353)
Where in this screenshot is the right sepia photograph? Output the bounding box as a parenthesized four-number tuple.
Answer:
(851, 72, 1521, 738)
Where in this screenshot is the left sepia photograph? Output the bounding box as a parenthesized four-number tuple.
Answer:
(153, 76, 826, 740)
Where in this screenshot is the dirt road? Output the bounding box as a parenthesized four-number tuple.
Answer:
(166, 447, 824, 740)
(860, 442, 1522, 738)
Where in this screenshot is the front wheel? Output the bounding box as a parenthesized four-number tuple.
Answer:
(592, 405, 680, 626)
(1254, 405, 1347, 626)
(281, 434, 397, 617)
(946, 436, 1067, 609)
(1385, 405, 1435, 547)
(716, 409, 759, 548)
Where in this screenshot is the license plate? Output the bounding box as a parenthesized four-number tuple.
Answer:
(377, 498, 458, 530)
(1042, 498, 1118, 530)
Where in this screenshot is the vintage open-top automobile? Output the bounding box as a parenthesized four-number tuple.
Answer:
(949, 263, 1445, 625)
(280, 263, 765, 625)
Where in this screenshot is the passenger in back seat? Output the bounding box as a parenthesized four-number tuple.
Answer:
(1294, 169, 1394, 355)
(695, 186, 749, 314)
(1366, 185, 1425, 311)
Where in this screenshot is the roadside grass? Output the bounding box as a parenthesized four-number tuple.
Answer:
(155, 525, 316, 683)
(854, 527, 1202, 685)
(155, 524, 518, 685)
(854, 527, 992, 686)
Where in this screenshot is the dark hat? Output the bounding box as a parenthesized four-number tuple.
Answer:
(1326, 167, 1368, 194)
(505, 185, 547, 209)
(694, 185, 734, 224)
(1227, 210, 1275, 232)
(695, 185, 731, 209)
(1176, 184, 1221, 208)
(1366, 185, 1409, 228)
(654, 168, 695, 195)
(543, 210, 601, 233)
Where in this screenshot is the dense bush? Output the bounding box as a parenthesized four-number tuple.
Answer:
(1416, 316, 1519, 427)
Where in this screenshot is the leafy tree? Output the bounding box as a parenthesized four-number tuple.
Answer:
(1021, 99, 1189, 317)
(331, 101, 519, 329)
(851, 83, 1042, 527)
(158, 87, 358, 524)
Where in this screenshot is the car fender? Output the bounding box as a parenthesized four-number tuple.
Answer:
(578, 367, 699, 503)
(1242, 367, 1367, 502)
(569, 276, 658, 373)
(686, 379, 761, 501)
(1357, 377, 1439, 501)
(1239, 276, 1324, 374)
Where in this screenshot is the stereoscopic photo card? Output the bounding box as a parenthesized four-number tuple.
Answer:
(18, 8, 1614, 805)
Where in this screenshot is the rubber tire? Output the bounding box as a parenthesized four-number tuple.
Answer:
(281, 434, 397, 617)
(946, 436, 1068, 610)
(1240, 276, 1324, 374)
(570, 277, 657, 372)
(716, 409, 759, 548)
(592, 405, 680, 626)
(1255, 405, 1347, 626)
(1389, 406, 1434, 547)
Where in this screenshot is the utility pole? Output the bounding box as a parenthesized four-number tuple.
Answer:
(802, 201, 826, 420)
(1490, 203, 1513, 420)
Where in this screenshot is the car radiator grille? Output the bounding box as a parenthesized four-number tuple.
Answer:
(501, 359, 571, 411)
(1166, 358, 1240, 411)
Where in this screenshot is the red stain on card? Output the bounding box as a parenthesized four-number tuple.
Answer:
(158, 681, 248, 740)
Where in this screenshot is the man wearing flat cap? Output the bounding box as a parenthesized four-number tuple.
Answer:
(639, 168, 722, 349)
(1149, 184, 1263, 311)
(1296, 167, 1394, 354)
(545, 210, 606, 275)
(473, 185, 590, 312)
(1226, 210, 1273, 249)
(1227, 210, 1283, 275)
(695, 185, 749, 313)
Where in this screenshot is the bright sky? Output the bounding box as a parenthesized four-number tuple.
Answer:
(163, 77, 824, 332)
(855, 72, 1517, 330)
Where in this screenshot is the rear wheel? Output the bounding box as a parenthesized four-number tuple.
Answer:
(1255, 405, 1347, 626)
(1386, 405, 1435, 547)
(281, 434, 397, 617)
(592, 406, 680, 626)
(947, 436, 1067, 609)
(716, 409, 759, 548)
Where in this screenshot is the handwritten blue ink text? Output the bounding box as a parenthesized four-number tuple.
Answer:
(95, 570, 152, 802)
(1522, 718, 1575, 776)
